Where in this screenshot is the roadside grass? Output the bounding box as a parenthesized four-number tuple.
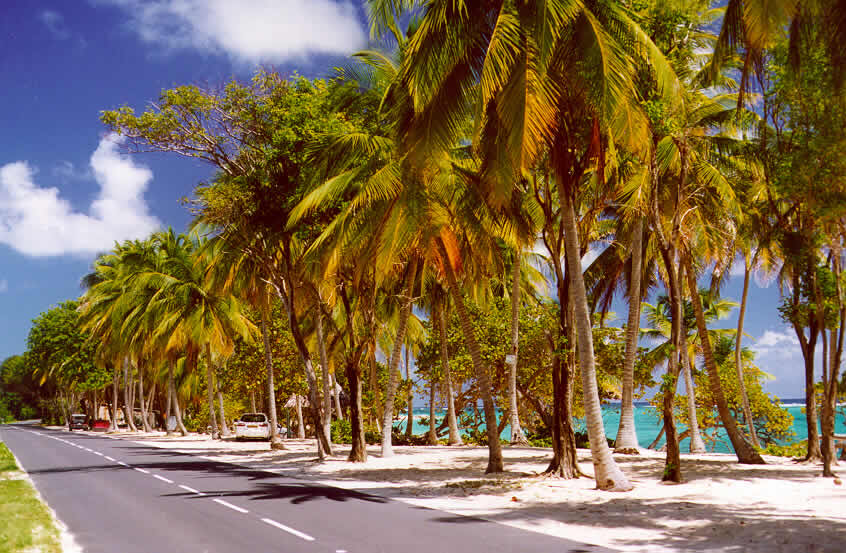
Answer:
(0, 441, 62, 553)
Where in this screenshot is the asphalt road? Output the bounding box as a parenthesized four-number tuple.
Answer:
(1, 422, 613, 553)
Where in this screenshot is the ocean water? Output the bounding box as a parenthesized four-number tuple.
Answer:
(398, 401, 846, 453)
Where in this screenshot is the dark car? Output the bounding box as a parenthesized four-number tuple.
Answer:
(68, 414, 89, 431)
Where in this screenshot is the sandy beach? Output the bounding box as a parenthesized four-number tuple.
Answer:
(82, 429, 846, 553)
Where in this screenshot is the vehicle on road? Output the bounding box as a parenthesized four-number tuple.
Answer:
(234, 413, 271, 440)
(68, 414, 89, 431)
(91, 419, 110, 432)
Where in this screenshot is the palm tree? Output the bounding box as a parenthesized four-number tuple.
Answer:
(377, 0, 685, 489)
(198, 232, 288, 448)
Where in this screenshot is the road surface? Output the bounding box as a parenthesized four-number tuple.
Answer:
(1, 422, 612, 553)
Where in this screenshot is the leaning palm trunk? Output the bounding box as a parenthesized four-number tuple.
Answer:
(683, 256, 764, 464)
(165, 371, 173, 435)
(560, 188, 632, 491)
(615, 217, 643, 453)
(274, 282, 331, 458)
(205, 346, 219, 439)
(137, 372, 152, 432)
(437, 238, 501, 473)
(679, 329, 707, 453)
(295, 395, 306, 439)
(217, 379, 230, 437)
(110, 365, 120, 432)
(332, 374, 343, 421)
(315, 301, 333, 446)
(427, 378, 438, 445)
(123, 358, 137, 432)
(261, 314, 283, 449)
(735, 257, 760, 448)
(381, 256, 419, 457)
(405, 347, 414, 440)
(168, 363, 188, 436)
(507, 251, 528, 445)
(437, 297, 462, 446)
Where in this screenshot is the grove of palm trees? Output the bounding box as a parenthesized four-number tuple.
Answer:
(3, 3, 846, 544)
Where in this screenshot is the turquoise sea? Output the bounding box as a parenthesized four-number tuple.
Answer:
(399, 400, 846, 453)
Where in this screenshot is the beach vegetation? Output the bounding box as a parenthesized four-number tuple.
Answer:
(5, 0, 846, 490)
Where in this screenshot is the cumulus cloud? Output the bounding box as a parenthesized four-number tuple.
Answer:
(0, 135, 161, 257)
(39, 10, 71, 39)
(751, 329, 801, 358)
(97, 0, 367, 63)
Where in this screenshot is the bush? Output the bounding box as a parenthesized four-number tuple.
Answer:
(331, 419, 352, 443)
(762, 440, 807, 458)
(331, 419, 381, 444)
(391, 429, 433, 446)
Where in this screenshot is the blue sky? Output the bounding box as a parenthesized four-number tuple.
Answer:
(0, 1, 807, 398)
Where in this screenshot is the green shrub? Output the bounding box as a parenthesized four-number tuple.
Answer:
(331, 419, 380, 444)
(331, 419, 352, 443)
(762, 440, 807, 458)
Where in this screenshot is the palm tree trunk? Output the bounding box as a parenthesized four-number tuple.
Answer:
(123, 358, 137, 432)
(658, 248, 683, 482)
(680, 329, 706, 453)
(735, 256, 760, 447)
(345, 358, 367, 462)
(137, 371, 152, 432)
(683, 256, 764, 464)
(427, 377, 438, 445)
(165, 371, 173, 435)
(169, 364, 188, 436)
(315, 300, 333, 447)
(110, 364, 120, 432)
(437, 237, 502, 473)
(276, 283, 331, 458)
(560, 187, 631, 490)
(260, 313, 284, 449)
(615, 216, 643, 453)
(437, 296, 462, 446)
(544, 248, 581, 478)
(332, 374, 343, 421)
(508, 250, 527, 445)
(295, 395, 306, 439)
(381, 256, 419, 457)
(405, 347, 414, 440)
(205, 345, 219, 439)
(217, 378, 230, 437)
(145, 380, 156, 430)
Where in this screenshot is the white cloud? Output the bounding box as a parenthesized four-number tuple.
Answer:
(39, 10, 71, 39)
(98, 0, 367, 63)
(751, 329, 801, 358)
(0, 279, 7, 293)
(0, 135, 161, 257)
(53, 161, 92, 183)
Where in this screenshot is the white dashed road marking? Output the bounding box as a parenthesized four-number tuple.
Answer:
(105, 456, 115, 462)
(134, 468, 150, 474)
(213, 499, 248, 514)
(178, 485, 203, 495)
(261, 518, 315, 541)
(118, 461, 129, 467)
(153, 474, 174, 484)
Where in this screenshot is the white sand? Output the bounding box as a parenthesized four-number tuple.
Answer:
(103, 430, 845, 552)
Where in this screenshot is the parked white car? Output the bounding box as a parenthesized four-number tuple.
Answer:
(234, 413, 270, 440)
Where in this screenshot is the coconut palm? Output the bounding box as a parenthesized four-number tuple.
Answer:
(374, 0, 685, 490)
